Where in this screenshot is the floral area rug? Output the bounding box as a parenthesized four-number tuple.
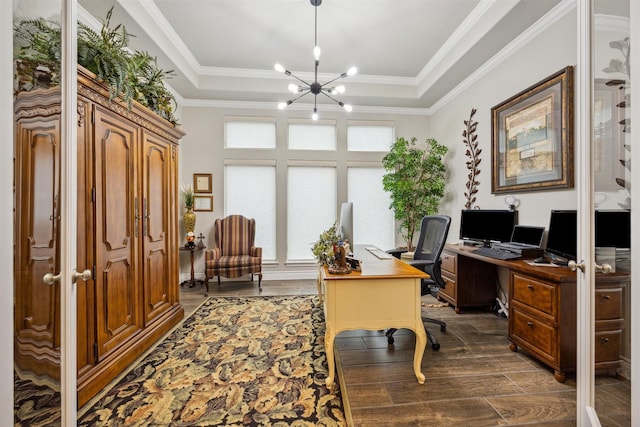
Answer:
(77, 295, 345, 426)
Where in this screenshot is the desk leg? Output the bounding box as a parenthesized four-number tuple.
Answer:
(413, 323, 427, 384)
(325, 325, 336, 389)
(316, 266, 323, 305)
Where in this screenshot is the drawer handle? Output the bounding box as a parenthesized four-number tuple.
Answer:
(600, 295, 610, 300)
(527, 285, 534, 290)
(600, 337, 609, 343)
(527, 322, 534, 327)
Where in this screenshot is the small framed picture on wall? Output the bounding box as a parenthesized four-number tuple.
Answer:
(193, 195, 213, 212)
(193, 173, 212, 193)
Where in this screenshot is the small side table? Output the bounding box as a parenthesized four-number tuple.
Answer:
(180, 245, 206, 288)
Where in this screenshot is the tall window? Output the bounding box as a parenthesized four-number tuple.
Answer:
(346, 121, 396, 249)
(348, 167, 395, 250)
(223, 117, 396, 266)
(287, 165, 336, 261)
(225, 164, 277, 260)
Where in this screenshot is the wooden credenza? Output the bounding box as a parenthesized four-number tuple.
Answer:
(438, 247, 497, 312)
(441, 243, 628, 382)
(14, 66, 185, 406)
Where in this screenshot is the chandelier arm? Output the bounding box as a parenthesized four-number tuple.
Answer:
(289, 90, 312, 104)
(319, 91, 343, 106)
(288, 72, 313, 87)
(321, 73, 348, 87)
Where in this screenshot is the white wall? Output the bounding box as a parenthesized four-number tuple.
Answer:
(430, 10, 578, 241)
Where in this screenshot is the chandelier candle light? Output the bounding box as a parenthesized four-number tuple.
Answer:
(274, 0, 357, 120)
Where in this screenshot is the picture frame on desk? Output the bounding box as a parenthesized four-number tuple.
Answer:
(491, 66, 574, 193)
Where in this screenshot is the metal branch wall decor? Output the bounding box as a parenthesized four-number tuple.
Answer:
(463, 108, 481, 209)
(602, 37, 631, 209)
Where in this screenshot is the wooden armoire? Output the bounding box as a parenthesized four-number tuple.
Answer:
(14, 65, 185, 407)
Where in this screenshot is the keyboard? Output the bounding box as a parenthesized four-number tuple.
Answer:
(472, 246, 521, 260)
(365, 247, 394, 259)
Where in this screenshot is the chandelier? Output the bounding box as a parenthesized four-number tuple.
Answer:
(274, 0, 357, 120)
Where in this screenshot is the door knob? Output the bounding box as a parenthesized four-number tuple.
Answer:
(594, 263, 612, 274)
(72, 269, 92, 283)
(43, 272, 61, 285)
(568, 260, 585, 272)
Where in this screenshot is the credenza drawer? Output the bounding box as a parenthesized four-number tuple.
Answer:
(511, 308, 556, 358)
(595, 287, 623, 320)
(441, 251, 456, 274)
(440, 275, 456, 300)
(512, 274, 556, 317)
(595, 330, 622, 364)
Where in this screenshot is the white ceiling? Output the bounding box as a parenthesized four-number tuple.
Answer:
(78, 0, 566, 113)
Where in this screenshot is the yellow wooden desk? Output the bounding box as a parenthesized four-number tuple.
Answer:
(318, 245, 429, 388)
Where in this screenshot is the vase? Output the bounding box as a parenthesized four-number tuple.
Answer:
(184, 206, 196, 233)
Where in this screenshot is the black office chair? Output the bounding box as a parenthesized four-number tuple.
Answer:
(386, 214, 451, 350)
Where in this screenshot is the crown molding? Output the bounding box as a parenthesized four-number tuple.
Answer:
(431, 0, 575, 113)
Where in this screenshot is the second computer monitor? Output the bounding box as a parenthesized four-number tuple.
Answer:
(459, 209, 517, 246)
(545, 210, 577, 263)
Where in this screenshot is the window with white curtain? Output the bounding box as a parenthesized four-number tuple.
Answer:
(225, 118, 276, 149)
(288, 120, 337, 151)
(347, 167, 395, 250)
(224, 164, 277, 260)
(287, 165, 336, 261)
(347, 121, 395, 152)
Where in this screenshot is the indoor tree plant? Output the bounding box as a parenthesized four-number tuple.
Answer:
(382, 136, 448, 252)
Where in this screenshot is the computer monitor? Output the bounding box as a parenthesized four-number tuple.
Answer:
(595, 210, 630, 248)
(545, 210, 577, 264)
(459, 209, 517, 246)
(338, 202, 353, 248)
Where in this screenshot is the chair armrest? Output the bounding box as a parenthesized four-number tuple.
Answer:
(251, 246, 262, 258)
(386, 248, 408, 259)
(205, 248, 221, 262)
(406, 259, 435, 270)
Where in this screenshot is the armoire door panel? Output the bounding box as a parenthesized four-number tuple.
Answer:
(14, 118, 61, 378)
(142, 134, 172, 324)
(76, 99, 94, 377)
(93, 108, 141, 359)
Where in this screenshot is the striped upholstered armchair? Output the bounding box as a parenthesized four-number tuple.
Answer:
(204, 214, 262, 295)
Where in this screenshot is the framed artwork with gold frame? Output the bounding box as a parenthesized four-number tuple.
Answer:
(193, 195, 213, 212)
(491, 66, 574, 193)
(193, 173, 212, 193)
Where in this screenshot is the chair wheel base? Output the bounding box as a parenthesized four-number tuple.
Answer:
(432, 342, 440, 351)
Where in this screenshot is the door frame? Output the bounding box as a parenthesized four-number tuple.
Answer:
(60, 0, 78, 424)
(575, 1, 639, 425)
(630, 2, 639, 424)
(575, 1, 596, 425)
(3, 1, 78, 425)
(1, 4, 15, 425)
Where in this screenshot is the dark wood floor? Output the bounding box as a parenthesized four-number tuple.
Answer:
(183, 279, 631, 426)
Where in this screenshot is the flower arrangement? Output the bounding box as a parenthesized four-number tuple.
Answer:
(181, 184, 194, 209)
(311, 223, 340, 266)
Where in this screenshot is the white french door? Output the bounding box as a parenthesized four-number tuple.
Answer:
(11, 0, 78, 425)
(576, 1, 637, 425)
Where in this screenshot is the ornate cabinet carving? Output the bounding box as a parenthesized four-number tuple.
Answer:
(14, 66, 185, 407)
